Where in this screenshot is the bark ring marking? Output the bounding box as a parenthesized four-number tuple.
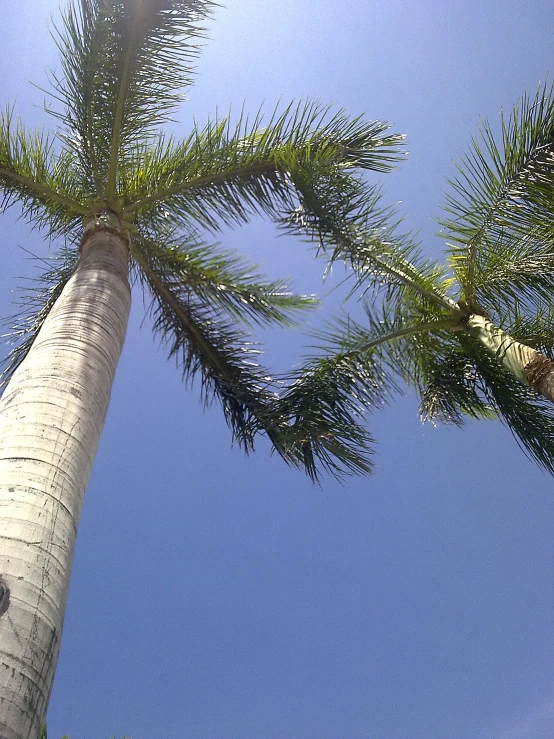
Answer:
(0, 578, 10, 618)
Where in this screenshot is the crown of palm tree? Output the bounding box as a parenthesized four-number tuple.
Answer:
(0, 0, 407, 479)
(277, 82, 554, 476)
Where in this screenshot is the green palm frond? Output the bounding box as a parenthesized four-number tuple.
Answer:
(132, 238, 286, 450)
(132, 229, 317, 329)
(279, 165, 457, 314)
(501, 303, 554, 359)
(419, 345, 495, 425)
(133, 227, 427, 477)
(468, 228, 554, 314)
(263, 355, 379, 481)
(417, 328, 554, 472)
(0, 246, 79, 390)
(134, 239, 383, 477)
(268, 303, 459, 481)
(277, 237, 467, 478)
(323, 303, 466, 431)
(50, 0, 215, 195)
(122, 101, 406, 230)
(443, 81, 554, 306)
(462, 335, 554, 474)
(0, 107, 88, 237)
(317, 267, 488, 427)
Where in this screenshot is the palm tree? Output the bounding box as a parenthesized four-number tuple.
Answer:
(0, 1, 406, 736)
(275, 82, 554, 477)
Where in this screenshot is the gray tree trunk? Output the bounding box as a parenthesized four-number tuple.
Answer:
(0, 224, 131, 739)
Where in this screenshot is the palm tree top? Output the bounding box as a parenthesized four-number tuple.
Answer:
(277, 81, 554, 477)
(442, 81, 554, 316)
(0, 0, 408, 480)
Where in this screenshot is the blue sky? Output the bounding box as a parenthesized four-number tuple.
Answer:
(1, 1, 554, 737)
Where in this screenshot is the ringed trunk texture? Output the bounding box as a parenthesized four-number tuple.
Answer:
(0, 226, 131, 739)
(466, 314, 554, 402)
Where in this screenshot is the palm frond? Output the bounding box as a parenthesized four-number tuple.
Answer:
(0, 107, 87, 237)
(262, 355, 380, 481)
(401, 320, 554, 474)
(0, 246, 79, 391)
(132, 229, 317, 329)
(266, 306, 458, 481)
(501, 303, 554, 360)
(443, 81, 554, 305)
(416, 328, 554, 473)
(122, 101, 406, 230)
(280, 166, 457, 314)
(419, 345, 495, 426)
(320, 296, 470, 434)
(133, 233, 398, 480)
(465, 228, 554, 316)
(311, 253, 493, 428)
(463, 335, 554, 474)
(50, 0, 215, 193)
(132, 238, 287, 451)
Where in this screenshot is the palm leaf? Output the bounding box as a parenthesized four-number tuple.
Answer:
(0, 246, 79, 391)
(469, 228, 554, 315)
(465, 335, 554, 474)
(417, 330, 554, 473)
(132, 229, 317, 329)
(280, 169, 458, 316)
(269, 307, 457, 481)
(419, 345, 495, 425)
(132, 237, 285, 451)
(443, 81, 554, 306)
(122, 101, 406, 231)
(263, 355, 379, 481)
(0, 107, 88, 238)
(50, 0, 215, 195)
(133, 228, 406, 478)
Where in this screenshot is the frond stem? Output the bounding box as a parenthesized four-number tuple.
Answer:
(333, 224, 459, 313)
(369, 251, 458, 312)
(131, 242, 235, 376)
(122, 163, 272, 216)
(87, 127, 104, 197)
(106, 9, 140, 201)
(341, 317, 459, 359)
(0, 166, 89, 214)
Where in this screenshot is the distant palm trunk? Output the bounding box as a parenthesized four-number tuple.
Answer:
(0, 225, 131, 739)
(466, 314, 554, 402)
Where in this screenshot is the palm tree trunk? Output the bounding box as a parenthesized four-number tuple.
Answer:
(0, 224, 131, 739)
(466, 314, 554, 402)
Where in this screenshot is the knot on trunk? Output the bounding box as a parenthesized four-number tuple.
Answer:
(0, 577, 10, 618)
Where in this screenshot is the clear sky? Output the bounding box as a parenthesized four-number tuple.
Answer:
(1, 1, 554, 737)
